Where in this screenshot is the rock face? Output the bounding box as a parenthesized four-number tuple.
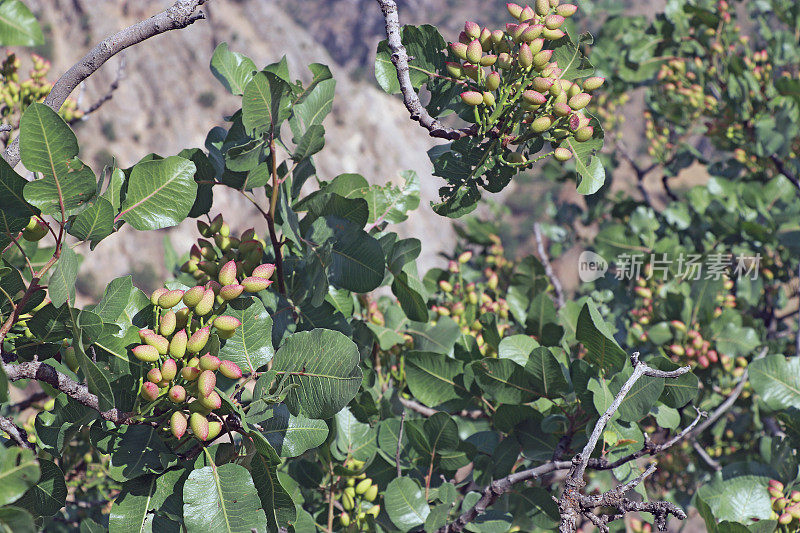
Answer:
(24, 0, 460, 298)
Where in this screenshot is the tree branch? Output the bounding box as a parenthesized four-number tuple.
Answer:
(3, 361, 131, 423)
(533, 222, 565, 309)
(0, 416, 33, 449)
(3, 0, 209, 168)
(374, 0, 470, 141)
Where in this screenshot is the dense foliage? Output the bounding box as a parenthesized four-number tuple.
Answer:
(0, 0, 799, 532)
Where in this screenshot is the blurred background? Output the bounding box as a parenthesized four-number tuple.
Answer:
(20, 0, 676, 304)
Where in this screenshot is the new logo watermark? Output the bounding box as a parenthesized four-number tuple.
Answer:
(578, 251, 608, 282)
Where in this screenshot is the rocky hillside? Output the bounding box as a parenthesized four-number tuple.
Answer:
(24, 0, 483, 299)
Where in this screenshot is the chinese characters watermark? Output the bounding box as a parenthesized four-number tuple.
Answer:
(578, 252, 761, 282)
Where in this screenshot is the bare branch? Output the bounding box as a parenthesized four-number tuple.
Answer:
(0, 416, 33, 449)
(375, 0, 469, 141)
(3, 361, 131, 423)
(692, 440, 721, 471)
(3, 0, 209, 168)
(534, 222, 565, 309)
(77, 54, 127, 120)
(398, 396, 484, 419)
(689, 369, 747, 439)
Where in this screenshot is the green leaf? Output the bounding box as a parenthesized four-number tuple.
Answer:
(498, 335, 539, 366)
(242, 71, 291, 136)
(525, 347, 569, 398)
(0, 0, 43, 45)
(384, 477, 430, 532)
(34, 393, 96, 455)
(698, 476, 772, 523)
(305, 216, 385, 293)
(250, 453, 296, 533)
(576, 300, 627, 373)
(47, 247, 78, 307)
(183, 463, 268, 533)
(69, 196, 114, 244)
(0, 157, 35, 251)
(405, 351, 467, 407)
(0, 446, 38, 506)
(210, 42, 256, 95)
(565, 114, 605, 195)
(334, 408, 377, 462)
(92, 276, 135, 323)
(247, 403, 328, 457)
(750, 355, 800, 410)
(375, 24, 447, 94)
(218, 298, 274, 373)
(358, 171, 421, 226)
(406, 317, 460, 355)
(0, 507, 34, 533)
(472, 359, 541, 404)
(108, 426, 177, 482)
(292, 124, 325, 161)
(712, 323, 760, 358)
(272, 329, 362, 419)
(108, 475, 159, 533)
(650, 356, 698, 408)
(21, 103, 96, 215)
(610, 371, 664, 422)
(386, 238, 421, 275)
(392, 268, 428, 322)
(118, 156, 198, 231)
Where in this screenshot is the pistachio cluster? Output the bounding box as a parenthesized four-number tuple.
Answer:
(132, 213, 276, 441)
(337, 459, 380, 529)
(629, 272, 736, 369)
(769, 479, 800, 529)
(430, 246, 512, 357)
(181, 214, 272, 288)
(0, 52, 82, 123)
(446, 2, 603, 164)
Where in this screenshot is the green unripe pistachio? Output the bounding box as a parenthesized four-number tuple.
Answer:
(553, 102, 571, 117)
(194, 288, 215, 316)
(207, 421, 222, 440)
(169, 385, 187, 403)
(241, 276, 272, 293)
(568, 92, 591, 110)
(219, 283, 243, 301)
(553, 91, 568, 104)
(450, 42, 468, 61)
(542, 28, 565, 40)
(567, 82, 581, 98)
(213, 315, 241, 333)
(465, 40, 483, 64)
(535, 0, 550, 16)
(160, 310, 177, 337)
(170, 411, 187, 438)
(522, 90, 546, 105)
(214, 233, 231, 251)
(208, 214, 223, 234)
(187, 326, 210, 354)
(506, 2, 523, 19)
(464, 21, 480, 40)
(218, 222, 230, 238)
(556, 3, 577, 16)
(528, 37, 545, 55)
(533, 50, 553, 69)
(531, 77, 554, 92)
(518, 42, 533, 68)
(183, 286, 204, 308)
(445, 62, 464, 79)
(197, 220, 211, 237)
(496, 53, 513, 70)
(344, 487, 356, 498)
(364, 484, 379, 502)
(342, 491, 355, 511)
(554, 147, 573, 161)
(520, 5, 535, 20)
(582, 76, 605, 91)
(531, 115, 553, 133)
(575, 126, 594, 142)
(482, 91, 496, 107)
(197, 370, 216, 397)
(199, 390, 222, 410)
(181, 366, 201, 381)
(133, 344, 160, 363)
(544, 14, 565, 29)
(200, 354, 222, 371)
(219, 360, 243, 379)
(141, 382, 160, 402)
(62, 344, 80, 372)
(169, 329, 188, 358)
(180, 259, 199, 274)
(144, 333, 170, 355)
(158, 290, 184, 309)
(189, 412, 209, 441)
(355, 478, 373, 495)
(22, 217, 48, 241)
(340, 513, 351, 527)
(485, 71, 501, 92)
(147, 368, 163, 384)
(479, 54, 497, 67)
(218, 260, 238, 286)
(521, 25, 544, 42)
(161, 358, 178, 381)
(367, 505, 380, 517)
(463, 64, 480, 81)
(150, 288, 168, 306)
(491, 29, 505, 45)
(548, 81, 563, 96)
